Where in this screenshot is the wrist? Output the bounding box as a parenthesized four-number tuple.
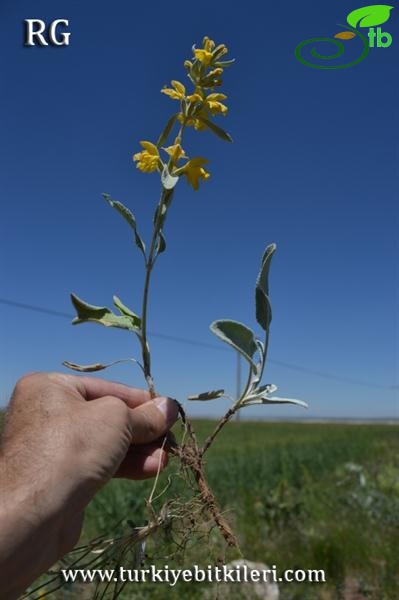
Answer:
(0, 449, 66, 598)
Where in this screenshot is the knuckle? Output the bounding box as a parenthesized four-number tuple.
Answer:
(104, 395, 126, 412)
(101, 396, 131, 426)
(143, 404, 163, 439)
(14, 371, 43, 392)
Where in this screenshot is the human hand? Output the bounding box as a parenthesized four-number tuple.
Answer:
(0, 372, 178, 599)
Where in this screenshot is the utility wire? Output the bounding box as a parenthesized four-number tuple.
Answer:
(0, 297, 392, 390)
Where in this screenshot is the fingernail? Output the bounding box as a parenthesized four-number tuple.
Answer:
(154, 396, 179, 428)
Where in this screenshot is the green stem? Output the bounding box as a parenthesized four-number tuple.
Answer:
(140, 119, 188, 397)
(141, 262, 155, 396)
(201, 407, 236, 456)
(140, 202, 162, 396)
(202, 329, 270, 455)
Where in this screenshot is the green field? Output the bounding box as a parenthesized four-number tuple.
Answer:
(4, 416, 399, 599)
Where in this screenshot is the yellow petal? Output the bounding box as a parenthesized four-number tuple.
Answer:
(171, 80, 186, 95)
(186, 157, 208, 168)
(206, 93, 227, 101)
(207, 101, 228, 115)
(140, 141, 159, 155)
(161, 88, 181, 100)
(187, 93, 203, 103)
(194, 49, 213, 65)
(163, 143, 186, 161)
(203, 36, 215, 52)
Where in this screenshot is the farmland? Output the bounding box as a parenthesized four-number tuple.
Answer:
(2, 414, 398, 598)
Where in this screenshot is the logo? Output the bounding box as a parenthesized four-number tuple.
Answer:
(24, 19, 71, 47)
(295, 5, 393, 69)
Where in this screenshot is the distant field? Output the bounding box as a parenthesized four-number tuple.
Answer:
(3, 417, 398, 599)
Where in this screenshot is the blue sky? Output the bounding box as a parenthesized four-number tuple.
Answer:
(0, 0, 397, 418)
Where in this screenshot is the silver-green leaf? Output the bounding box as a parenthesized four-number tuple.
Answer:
(244, 384, 308, 409)
(244, 396, 308, 408)
(156, 230, 166, 255)
(70, 293, 140, 331)
(134, 230, 146, 255)
(257, 243, 277, 296)
(63, 361, 111, 373)
(157, 113, 178, 147)
(210, 320, 257, 369)
(256, 243, 276, 331)
(103, 193, 136, 229)
(103, 193, 146, 256)
(188, 389, 225, 401)
(113, 296, 141, 325)
(197, 117, 233, 142)
(256, 288, 272, 331)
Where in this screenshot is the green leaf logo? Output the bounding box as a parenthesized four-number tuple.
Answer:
(347, 5, 393, 28)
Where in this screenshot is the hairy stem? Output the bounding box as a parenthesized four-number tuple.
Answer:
(141, 256, 156, 397)
(140, 187, 174, 397)
(201, 407, 236, 456)
(140, 118, 187, 397)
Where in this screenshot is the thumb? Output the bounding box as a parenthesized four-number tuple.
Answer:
(128, 396, 179, 444)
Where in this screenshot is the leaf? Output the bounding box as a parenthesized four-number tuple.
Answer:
(244, 384, 307, 408)
(188, 389, 225, 401)
(258, 243, 277, 296)
(103, 193, 146, 256)
(153, 202, 167, 228)
(210, 320, 257, 369)
(256, 288, 272, 331)
(255, 243, 276, 331)
(113, 296, 141, 324)
(335, 31, 356, 40)
(103, 193, 136, 229)
(134, 230, 146, 255)
(197, 117, 233, 142)
(161, 165, 179, 190)
(156, 230, 166, 255)
(245, 396, 308, 408)
(63, 361, 112, 373)
(70, 293, 140, 331)
(255, 383, 278, 395)
(347, 5, 393, 28)
(156, 114, 178, 148)
(153, 189, 173, 233)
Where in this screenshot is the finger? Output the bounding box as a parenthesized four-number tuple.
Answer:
(115, 444, 169, 480)
(57, 374, 152, 408)
(128, 397, 179, 444)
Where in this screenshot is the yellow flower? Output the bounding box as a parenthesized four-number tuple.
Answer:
(203, 36, 215, 51)
(163, 143, 186, 164)
(161, 80, 186, 101)
(177, 112, 208, 131)
(207, 67, 223, 78)
(194, 37, 228, 66)
(186, 92, 202, 104)
(194, 36, 215, 65)
(205, 93, 228, 116)
(133, 141, 160, 173)
(194, 48, 214, 66)
(180, 158, 210, 190)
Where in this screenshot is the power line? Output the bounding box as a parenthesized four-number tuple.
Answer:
(0, 297, 392, 390)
